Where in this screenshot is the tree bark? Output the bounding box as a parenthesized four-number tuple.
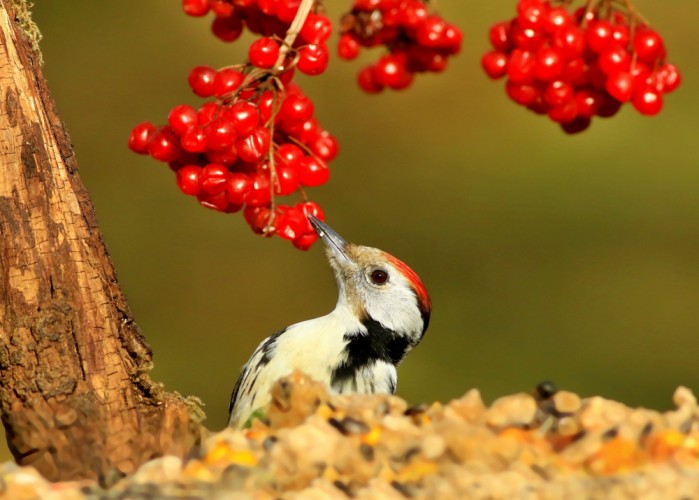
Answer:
(0, 0, 203, 483)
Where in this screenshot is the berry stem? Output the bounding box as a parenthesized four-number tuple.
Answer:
(276, 0, 316, 67)
(264, 77, 287, 232)
(618, 0, 650, 26)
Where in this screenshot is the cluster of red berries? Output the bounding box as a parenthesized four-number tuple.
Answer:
(128, 0, 341, 249)
(482, 0, 681, 133)
(182, 0, 332, 76)
(338, 0, 463, 93)
(130, 68, 337, 250)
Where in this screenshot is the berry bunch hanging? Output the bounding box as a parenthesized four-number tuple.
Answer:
(338, 0, 463, 93)
(482, 0, 681, 134)
(130, 0, 338, 250)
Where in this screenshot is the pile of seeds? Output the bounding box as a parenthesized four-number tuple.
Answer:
(2, 372, 699, 498)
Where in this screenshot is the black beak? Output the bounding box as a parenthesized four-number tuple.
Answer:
(308, 215, 350, 262)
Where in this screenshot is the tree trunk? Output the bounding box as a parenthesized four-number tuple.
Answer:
(0, 0, 203, 483)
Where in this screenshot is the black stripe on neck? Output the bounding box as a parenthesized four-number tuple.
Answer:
(420, 309, 430, 340)
(330, 317, 412, 390)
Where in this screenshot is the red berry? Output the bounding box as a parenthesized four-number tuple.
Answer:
(561, 58, 586, 86)
(575, 90, 603, 118)
(481, 51, 508, 80)
(168, 104, 198, 136)
(632, 86, 663, 115)
(296, 200, 324, 229)
(275, 144, 304, 169)
(200, 164, 230, 195)
(226, 101, 260, 136)
(224, 202, 243, 214)
(286, 118, 319, 143)
(572, 6, 596, 24)
(226, 172, 251, 205)
(442, 25, 463, 53)
(256, 91, 277, 124)
(273, 164, 300, 196)
(543, 8, 571, 33)
(657, 63, 681, 93)
(198, 191, 229, 212)
(277, 0, 301, 23)
(245, 172, 272, 207)
(585, 63, 608, 90)
(148, 127, 181, 162)
(510, 24, 545, 52)
(297, 44, 329, 76)
(293, 232, 318, 251)
(399, 1, 429, 29)
(586, 20, 614, 53)
(552, 26, 585, 60)
(301, 14, 332, 44)
(280, 94, 315, 125)
(416, 16, 448, 48)
(256, 0, 277, 16)
(534, 47, 563, 81)
(210, 0, 234, 17)
(605, 71, 634, 102)
(243, 205, 263, 228)
(630, 63, 651, 88)
(298, 156, 329, 187)
(518, 2, 548, 31)
(505, 80, 539, 106)
(358, 66, 384, 94)
(598, 46, 631, 76)
(214, 68, 245, 97)
(309, 131, 338, 162)
(176, 165, 202, 196)
(245, 206, 273, 235)
(489, 21, 512, 52)
(249, 37, 280, 69)
(338, 34, 361, 60)
(561, 117, 591, 135)
(188, 66, 217, 97)
(181, 126, 207, 153)
(128, 122, 156, 154)
(633, 28, 665, 63)
(407, 43, 448, 72)
(212, 14, 244, 42)
(548, 100, 577, 123)
(236, 127, 271, 163)
(507, 49, 536, 83)
(197, 102, 220, 126)
(597, 93, 623, 118)
(517, 0, 544, 17)
(544, 80, 574, 106)
(373, 54, 410, 89)
(204, 117, 236, 151)
(206, 148, 238, 166)
(611, 24, 629, 48)
(275, 206, 307, 241)
(182, 0, 210, 16)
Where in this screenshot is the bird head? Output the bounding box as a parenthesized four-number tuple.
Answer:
(308, 215, 431, 345)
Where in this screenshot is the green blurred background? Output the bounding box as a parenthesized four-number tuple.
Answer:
(6, 1, 698, 460)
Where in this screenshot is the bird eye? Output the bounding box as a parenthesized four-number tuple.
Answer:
(370, 269, 389, 285)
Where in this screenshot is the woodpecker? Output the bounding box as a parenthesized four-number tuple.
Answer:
(228, 215, 431, 427)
